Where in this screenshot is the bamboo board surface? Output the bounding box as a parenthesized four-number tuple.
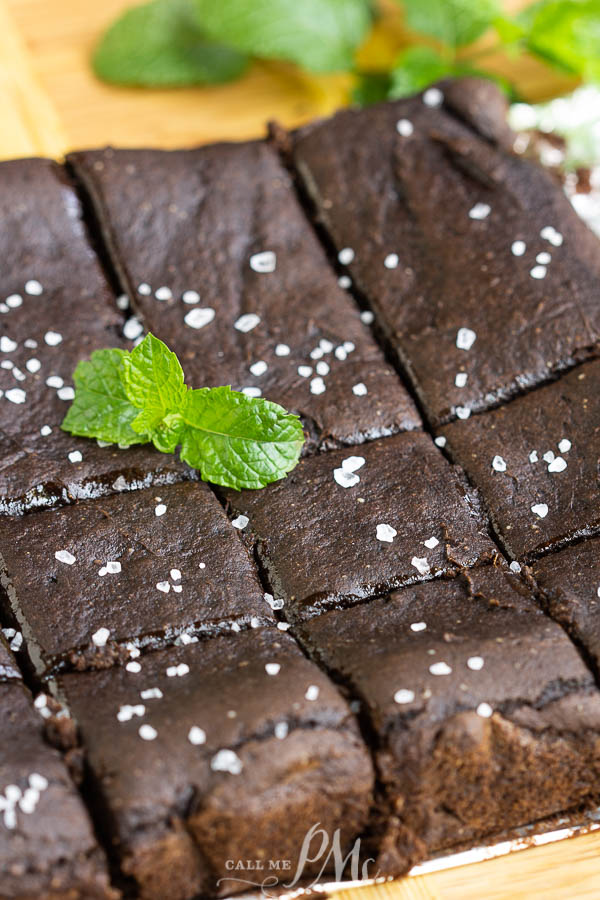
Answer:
(0, 0, 596, 897)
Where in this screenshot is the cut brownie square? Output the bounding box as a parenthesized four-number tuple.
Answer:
(290, 78, 600, 425)
(0, 681, 116, 899)
(441, 359, 600, 560)
(296, 565, 600, 868)
(224, 433, 496, 620)
(67, 143, 420, 451)
(59, 628, 374, 900)
(0, 158, 188, 516)
(0, 482, 272, 675)
(534, 537, 600, 675)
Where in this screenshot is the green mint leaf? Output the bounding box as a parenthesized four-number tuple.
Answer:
(93, 0, 249, 87)
(389, 47, 454, 97)
(398, 0, 501, 48)
(519, 0, 600, 81)
(190, 0, 372, 72)
(120, 333, 188, 453)
(352, 72, 393, 106)
(61, 349, 149, 447)
(179, 386, 304, 490)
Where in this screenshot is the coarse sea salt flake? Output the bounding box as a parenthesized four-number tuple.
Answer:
(338, 247, 355, 265)
(155, 504, 167, 516)
(352, 382, 368, 396)
(394, 689, 415, 704)
(55, 550, 76, 565)
(396, 118, 414, 136)
(469, 202, 491, 220)
(232, 515, 249, 530)
(424, 537, 439, 549)
(531, 503, 549, 519)
(334, 468, 360, 488)
(234, 313, 260, 333)
(250, 251, 276, 273)
(548, 456, 567, 472)
(429, 661, 452, 676)
(558, 439, 571, 453)
(492, 455, 507, 472)
(411, 556, 430, 576)
(139, 724, 157, 741)
(456, 327, 477, 351)
(92, 628, 110, 648)
(376, 523, 397, 543)
(188, 726, 206, 745)
(184, 307, 215, 330)
(211, 749, 243, 774)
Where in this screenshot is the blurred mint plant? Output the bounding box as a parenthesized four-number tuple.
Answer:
(94, 0, 600, 100)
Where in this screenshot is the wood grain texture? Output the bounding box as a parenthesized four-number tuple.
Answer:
(0, 1, 595, 897)
(3, 0, 576, 158)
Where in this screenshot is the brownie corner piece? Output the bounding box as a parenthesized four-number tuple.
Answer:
(440, 359, 600, 559)
(0, 482, 272, 676)
(0, 156, 189, 516)
(297, 564, 600, 860)
(0, 680, 116, 899)
(67, 142, 421, 452)
(291, 79, 600, 425)
(59, 628, 373, 900)
(225, 432, 496, 620)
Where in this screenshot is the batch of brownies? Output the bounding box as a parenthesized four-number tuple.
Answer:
(1, 77, 600, 900)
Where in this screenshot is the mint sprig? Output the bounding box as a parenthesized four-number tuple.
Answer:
(61, 334, 305, 490)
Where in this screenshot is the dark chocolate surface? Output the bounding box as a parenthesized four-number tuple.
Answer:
(291, 79, 600, 425)
(68, 143, 420, 451)
(534, 537, 600, 676)
(0, 158, 188, 516)
(60, 628, 373, 900)
(441, 359, 600, 560)
(0, 482, 272, 675)
(297, 566, 600, 859)
(224, 433, 495, 619)
(0, 682, 115, 899)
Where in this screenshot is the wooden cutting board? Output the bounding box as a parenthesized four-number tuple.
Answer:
(1, 0, 596, 897)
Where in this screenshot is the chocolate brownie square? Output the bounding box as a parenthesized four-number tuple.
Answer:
(0, 482, 272, 676)
(68, 143, 420, 451)
(296, 565, 600, 867)
(441, 359, 600, 560)
(534, 537, 600, 675)
(0, 158, 188, 516)
(224, 433, 495, 620)
(59, 628, 373, 900)
(291, 78, 600, 425)
(0, 681, 115, 899)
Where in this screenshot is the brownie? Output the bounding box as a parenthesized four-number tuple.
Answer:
(59, 628, 373, 900)
(441, 359, 600, 560)
(0, 681, 115, 899)
(296, 565, 600, 868)
(534, 537, 600, 675)
(0, 482, 273, 676)
(291, 78, 600, 425)
(224, 433, 495, 620)
(0, 158, 188, 516)
(67, 143, 420, 451)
